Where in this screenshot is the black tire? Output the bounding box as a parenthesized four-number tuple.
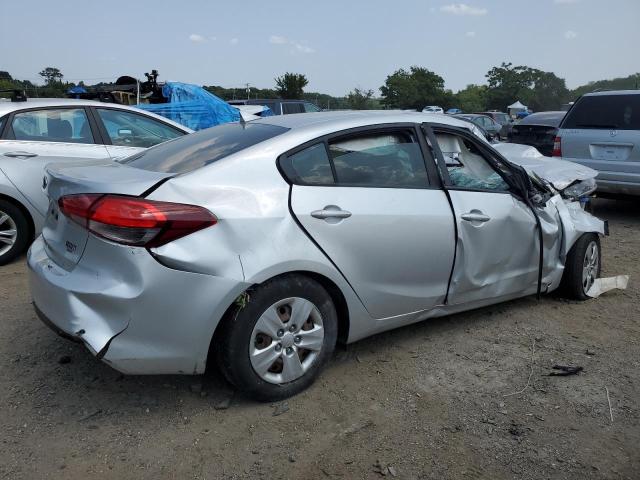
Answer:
(0, 199, 30, 266)
(216, 274, 338, 401)
(559, 233, 601, 300)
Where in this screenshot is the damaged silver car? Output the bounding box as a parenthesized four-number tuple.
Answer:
(28, 111, 607, 400)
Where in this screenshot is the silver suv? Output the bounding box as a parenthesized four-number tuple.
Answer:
(554, 90, 640, 196)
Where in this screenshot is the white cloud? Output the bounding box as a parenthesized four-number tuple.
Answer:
(230, 38, 239, 45)
(293, 43, 314, 54)
(269, 35, 288, 45)
(188, 33, 205, 43)
(209, 36, 217, 41)
(440, 3, 487, 15)
(465, 31, 476, 37)
(564, 30, 578, 39)
(269, 35, 314, 54)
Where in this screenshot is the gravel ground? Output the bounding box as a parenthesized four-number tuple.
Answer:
(1, 198, 639, 480)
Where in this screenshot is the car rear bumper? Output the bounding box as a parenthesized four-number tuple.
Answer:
(28, 235, 249, 375)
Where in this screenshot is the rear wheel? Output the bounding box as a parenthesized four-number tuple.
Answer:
(0, 200, 30, 266)
(559, 233, 601, 300)
(216, 274, 338, 401)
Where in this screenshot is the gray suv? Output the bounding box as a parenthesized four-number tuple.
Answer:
(554, 90, 640, 196)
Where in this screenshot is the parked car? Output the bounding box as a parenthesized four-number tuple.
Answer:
(228, 99, 322, 115)
(446, 108, 462, 114)
(554, 90, 640, 196)
(454, 113, 502, 140)
(28, 111, 605, 401)
(509, 111, 566, 156)
(475, 111, 513, 139)
(422, 106, 444, 114)
(0, 99, 192, 264)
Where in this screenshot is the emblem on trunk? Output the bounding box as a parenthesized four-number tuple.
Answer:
(65, 241, 77, 253)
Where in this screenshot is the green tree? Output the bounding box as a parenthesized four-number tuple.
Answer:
(528, 71, 569, 111)
(380, 66, 450, 110)
(39, 67, 64, 85)
(454, 84, 488, 112)
(484, 62, 534, 111)
(346, 87, 375, 110)
(274, 72, 309, 99)
(571, 73, 640, 99)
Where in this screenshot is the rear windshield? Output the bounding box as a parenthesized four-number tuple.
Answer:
(519, 112, 565, 127)
(562, 94, 640, 130)
(120, 122, 288, 174)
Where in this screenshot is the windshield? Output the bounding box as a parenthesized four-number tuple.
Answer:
(120, 122, 289, 174)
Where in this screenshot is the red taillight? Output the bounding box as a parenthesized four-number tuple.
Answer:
(58, 194, 217, 248)
(552, 136, 562, 157)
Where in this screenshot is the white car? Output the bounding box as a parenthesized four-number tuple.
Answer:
(0, 98, 192, 264)
(422, 106, 444, 114)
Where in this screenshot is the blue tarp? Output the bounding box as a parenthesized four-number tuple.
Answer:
(68, 86, 87, 94)
(135, 82, 240, 130)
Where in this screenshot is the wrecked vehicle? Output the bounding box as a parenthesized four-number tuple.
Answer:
(28, 111, 607, 401)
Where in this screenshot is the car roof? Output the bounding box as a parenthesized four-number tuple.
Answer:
(582, 90, 640, 97)
(255, 110, 473, 137)
(0, 98, 193, 132)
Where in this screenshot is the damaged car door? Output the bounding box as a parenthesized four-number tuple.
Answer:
(424, 125, 542, 305)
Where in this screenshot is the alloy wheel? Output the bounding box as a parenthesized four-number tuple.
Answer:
(0, 210, 18, 257)
(249, 297, 325, 385)
(582, 240, 599, 294)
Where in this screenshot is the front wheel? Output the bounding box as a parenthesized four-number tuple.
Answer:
(0, 200, 30, 266)
(216, 274, 338, 401)
(559, 233, 601, 300)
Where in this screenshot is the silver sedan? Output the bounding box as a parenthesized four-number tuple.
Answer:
(28, 111, 606, 400)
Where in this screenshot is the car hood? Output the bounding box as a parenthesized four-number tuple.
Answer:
(493, 143, 597, 190)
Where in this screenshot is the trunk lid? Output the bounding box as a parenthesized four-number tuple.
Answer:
(42, 160, 172, 270)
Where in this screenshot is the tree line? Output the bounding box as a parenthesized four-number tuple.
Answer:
(2, 66, 639, 113)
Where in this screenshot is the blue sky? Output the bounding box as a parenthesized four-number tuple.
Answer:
(1, 0, 638, 96)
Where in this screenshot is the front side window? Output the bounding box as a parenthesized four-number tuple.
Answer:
(329, 131, 428, 188)
(10, 108, 94, 144)
(96, 108, 184, 148)
(434, 132, 509, 191)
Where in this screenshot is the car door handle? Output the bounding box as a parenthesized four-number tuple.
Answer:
(311, 208, 352, 220)
(461, 211, 491, 223)
(4, 151, 38, 158)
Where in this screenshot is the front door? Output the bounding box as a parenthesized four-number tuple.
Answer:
(425, 125, 540, 305)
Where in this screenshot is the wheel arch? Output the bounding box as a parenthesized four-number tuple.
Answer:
(206, 270, 351, 372)
(0, 192, 36, 242)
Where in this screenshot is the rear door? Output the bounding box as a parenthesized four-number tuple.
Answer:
(424, 124, 540, 305)
(559, 94, 640, 188)
(92, 107, 186, 160)
(0, 106, 109, 216)
(285, 125, 455, 319)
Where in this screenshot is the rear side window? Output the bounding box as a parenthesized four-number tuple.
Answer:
(121, 122, 288, 174)
(286, 143, 334, 184)
(330, 131, 428, 187)
(563, 94, 640, 130)
(282, 129, 430, 188)
(9, 108, 94, 144)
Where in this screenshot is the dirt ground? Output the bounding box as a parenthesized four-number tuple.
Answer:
(1, 198, 639, 480)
